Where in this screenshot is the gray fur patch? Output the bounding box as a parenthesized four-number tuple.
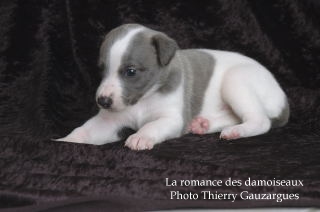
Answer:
(117, 28, 180, 105)
(98, 24, 144, 75)
(177, 50, 215, 131)
(157, 66, 181, 94)
(152, 34, 178, 66)
(119, 31, 162, 105)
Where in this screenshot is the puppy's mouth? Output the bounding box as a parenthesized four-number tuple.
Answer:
(97, 104, 123, 113)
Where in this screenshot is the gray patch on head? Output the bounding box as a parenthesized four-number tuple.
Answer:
(98, 24, 145, 75)
(118, 28, 180, 105)
(177, 50, 215, 132)
(271, 99, 290, 127)
(118, 31, 161, 105)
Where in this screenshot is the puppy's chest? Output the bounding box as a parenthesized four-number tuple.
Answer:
(129, 90, 184, 128)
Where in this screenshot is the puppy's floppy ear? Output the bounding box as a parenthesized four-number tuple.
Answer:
(152, 33, 178, 66)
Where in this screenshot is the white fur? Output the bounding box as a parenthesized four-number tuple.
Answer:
(198, 50, 287, 139)
(56, 81, 185, 148)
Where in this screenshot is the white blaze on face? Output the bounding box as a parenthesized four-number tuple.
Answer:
(97, 27, 144, 111)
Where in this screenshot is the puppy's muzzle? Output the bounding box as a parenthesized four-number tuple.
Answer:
(97, 96, 113, 109)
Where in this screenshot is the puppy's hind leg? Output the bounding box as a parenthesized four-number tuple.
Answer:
(220, 66, 272, 140)
(219, 113, 271, 140)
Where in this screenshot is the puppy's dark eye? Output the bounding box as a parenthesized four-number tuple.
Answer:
(125, 68, 137, 77)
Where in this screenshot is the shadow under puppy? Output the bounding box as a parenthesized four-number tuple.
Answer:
(56, 24, 289, 150)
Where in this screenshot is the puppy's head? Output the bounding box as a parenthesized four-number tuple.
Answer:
(96, 24, 178, 112)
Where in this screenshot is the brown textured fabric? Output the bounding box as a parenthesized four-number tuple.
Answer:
(0, 0, 319, 211)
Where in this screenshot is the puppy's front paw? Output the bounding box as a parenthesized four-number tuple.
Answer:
(53, 127, 89, 144)
(125, 134, 155, 150)
(220, 125, 244, 140)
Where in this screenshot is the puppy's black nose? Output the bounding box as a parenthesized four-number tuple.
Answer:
(97, 96, 113, 109)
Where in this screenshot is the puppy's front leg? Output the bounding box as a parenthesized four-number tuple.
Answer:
(55, 111, 122, 145)
(125, 117, 183, 150)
